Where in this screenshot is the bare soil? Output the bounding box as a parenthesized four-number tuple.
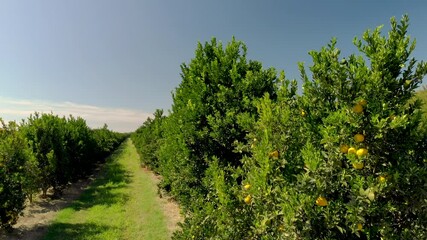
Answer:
(0, 177, 95, 240)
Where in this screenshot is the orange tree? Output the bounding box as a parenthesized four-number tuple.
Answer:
(0, 120, 37, 232)
(64, 115, 97, 180)
(134, 15, 427, 239)
(156, 37, 277, 208)
(131, 109, 165, 173)
(21, 113, 70, 197)
(21, 113, 125, 197)
(1, 113, 124, 232)
(240, 15, 427, 239)
(172, 15, 427, 240)
(91, 123, 126, 160)
(171, 74, 302, 239)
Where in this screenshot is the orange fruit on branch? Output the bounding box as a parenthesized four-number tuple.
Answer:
(315, 196, 328, 206)
(354, 134, 365, 143)
(353, 104, 364, 114)
(356, 148, 368, 157)
(358, 99, 367, 106)
(244, 195, 252, 204)
(347, 147, 357, 155)
(340, 144, 349, 153)
(269, 150, 279, 159)
(352, 162, 364, 169)
(301, 110, 306, 117)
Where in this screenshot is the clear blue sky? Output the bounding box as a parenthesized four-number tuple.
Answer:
(1, 0, 426, 131)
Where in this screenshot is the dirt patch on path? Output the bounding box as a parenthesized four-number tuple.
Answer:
(0, 176, 96, 240)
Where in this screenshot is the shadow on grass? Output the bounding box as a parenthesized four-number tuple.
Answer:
(43, 222, 115, 240)
(69, 144, 133, 211)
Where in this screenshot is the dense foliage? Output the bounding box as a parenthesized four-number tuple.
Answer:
(133, 15, 427, 239)
(0, 113, 125, 231)
(132, 109, 165, 173)
(133, 37, 277, 207)
(0, 120, 36, 231)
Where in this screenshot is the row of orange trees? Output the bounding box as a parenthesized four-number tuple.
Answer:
(0, 113, 125, 231)
(132, 15, 427, 239)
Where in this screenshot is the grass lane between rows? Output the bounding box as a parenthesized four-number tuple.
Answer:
(42, 139, 171, 240)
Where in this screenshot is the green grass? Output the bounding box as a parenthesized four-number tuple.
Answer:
(42, 139, 171, 240)
(414, 87, 427, 119)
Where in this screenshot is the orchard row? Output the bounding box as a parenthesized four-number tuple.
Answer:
(0, 113, 126, 231)
(132, 15, 427, 239)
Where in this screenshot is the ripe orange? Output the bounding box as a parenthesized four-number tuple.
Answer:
(358, 99, 367, 106)
(269, 150, 279, 159)
(353, 104, 363, 114)
(315, 196, 328, 206)
(347, 147, 357, 155)
(244, 184, 251, 190)
(340, 144, 349, 153)
(356, 148, 368, 157)
(244, 195, 252, 204)
(301, 110, 306, 117)
(352, 162, 364, 169)
(354, 134, 365, 143)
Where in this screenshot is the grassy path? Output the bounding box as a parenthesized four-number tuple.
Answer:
(42, 139, 178, 240)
